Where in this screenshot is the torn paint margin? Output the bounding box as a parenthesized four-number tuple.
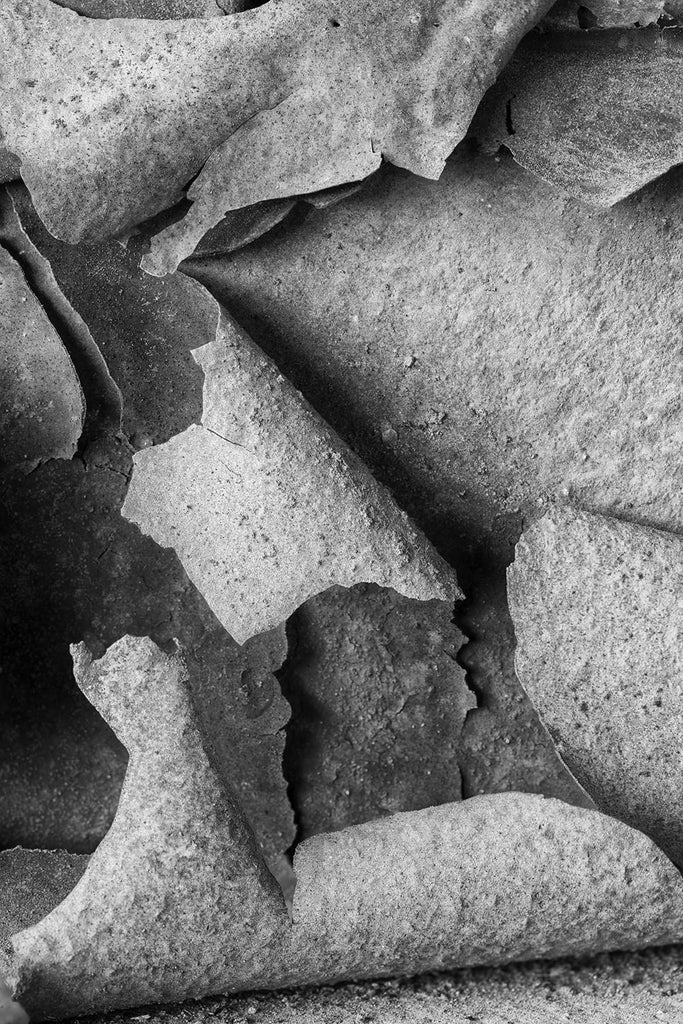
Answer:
(122, 307, 461, 644)
(508, 504, 683, 867)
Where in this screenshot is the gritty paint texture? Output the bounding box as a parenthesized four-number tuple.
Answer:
(188, 149, 683, 806)
(51, 0, 229, 16)
(0, 243, 83, 470)
(0, 439, 294, 858)
(122, 314, 460, 644)
(190, 181, 365, 260)
(84, 948, 683, 1024)
(0, 151, 19, 185)
(0, 850, 89, 953)
(508, 505, 683, 868)
(476, 28, 683, 206)
(9, 692, 683, 1021)
(545, 0, 683, 27)
(290, 794, 683, 984)
(0, 0, 553, 271)
(9, 637, 290, 1021)
(0, 206, 294, 856)
(0, 185, 122, 442)
(281, 584, 475, 838)
(10, 184, 208, 448)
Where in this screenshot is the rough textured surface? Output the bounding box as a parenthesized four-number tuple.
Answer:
(0, 0, 553, 271)
(86, 948, 683, 1024)
(123, 314, 460, 644)
(51, 0, 229, 16)
(0, 850, 88, 950)
(0, 0, 244, 187)
(508, 505, 683, 868)
(290, 794, 683, 984)
(0, 242, 83, 470)
(476, 27, 683, 206)
(281, 584, 475, 839)
(0, 151, 19, 185)
(190, 200, 299, 262)
(191, 182, 365, 261)
(546, 0, 683, 27)
(188, 149, 681, 806)
(9, 183, 208, 449)
(0, 185, 121, 445)
(0, 439, 294, 859)
(0, 204, 294, 857)
(8, 637, 290, 1021)
(9, 780, 683, 1017)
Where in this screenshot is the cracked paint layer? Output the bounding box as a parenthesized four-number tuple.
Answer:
(474, 27, 683, 206)
(7, 636, 683, 1020)
(0, 0, 246, 181)
(8, 636, 290, 1020)
(0, 209, 296, 857)
(545, 0, 683, 28)
(508, 505, 683, 868)
(188, 148, 683, 809)
(122, 312, 460, 645)
(0, 237, 84, 471)
(0, 438, 295, 859)
(0, 0, 554, 273)
(9, 182, 208, 449)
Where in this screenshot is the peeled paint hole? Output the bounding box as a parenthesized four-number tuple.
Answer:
(0, 645, 127, 958)
(277, 581, 474, 852)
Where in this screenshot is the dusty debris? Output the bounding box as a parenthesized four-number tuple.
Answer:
(508, 505, 683, 868)
(1, 0, 553, 272)
(122, 313, 460, 644)
(8, 636, 290, 1020)
(475, 27, 683, 206)
(0, 237, 83, 472)
(281, 583, 475, 838)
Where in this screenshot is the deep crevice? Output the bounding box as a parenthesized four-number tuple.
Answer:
(452, 597, 485, 710)
(451, 597, 483, 801)
(275, 613, 306, 858)
(505, 98, 516, 136)
(0, 187, 122, 449)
